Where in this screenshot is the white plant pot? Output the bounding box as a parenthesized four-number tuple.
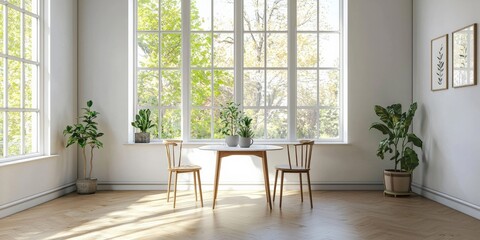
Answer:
(225, 135, 239, 147)
(239, 137, 254, 148)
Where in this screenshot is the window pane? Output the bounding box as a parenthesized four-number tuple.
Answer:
(191, 33, 211, 68)
(8, 0, 21, 7)
(297, 70, 317, 106)
(243, 70, 264, 107)
(7, 7, 21, 58)
(319, 108, 339, 138)
(0, 5, 4, 54)
(160, 0, 181, 31)
(319, 70, 339, 107)
(191, 109, 211, 139)
(245, 109, 265, 139)
(7, 111, 21, 156)
(213, 70, 234, 107)
(214, 0, 233, 31)
(319, 33, 339, 67)
(137, 0, 159, 31)
(24, 63, 38, 108)
(266, 109, 287, 139)
(24, 15, 38, 61)
(0, 112, 3, 158)
(266, 33, 287, 67)
(266, 70, 287, 107)
(191, 0, 211, 31)
(213, 109, 223, 139)
(297, 109, 317, 139)
(297, 0, 317, 31)
(161, 109, 181, 139)
(244, 0, 264, 31)
(137, 33, 159, 68)
(137, 70, 159, 106)
(244, 33, 265, 68)
(160, 70, 181, 106)
(0, 58, 3, 107)
(213, 33, 234, 67)
(25, 0, 38, 14)
(8, 59, 21, 108)
(161, 33, 182, 68)
(319, 0, 340, 31)
(191, 70, 212, 107)
(24, 112, 38, 154)
(266, 0, 287, 31)
(297, 33, 317, 68)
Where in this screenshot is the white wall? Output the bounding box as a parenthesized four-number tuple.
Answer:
(77, 0, 412, 190)
(0, 0, 78, 218)
(413, 0, 480, 219)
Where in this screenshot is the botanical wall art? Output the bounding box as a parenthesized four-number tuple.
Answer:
(452, 23, 477, 88)
(431, 34, 448, 91)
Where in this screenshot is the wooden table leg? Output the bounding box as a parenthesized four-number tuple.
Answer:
(212, 151, 222, 209)
(262, 151, 272, 210)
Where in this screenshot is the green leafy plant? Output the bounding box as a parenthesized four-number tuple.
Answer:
(238, 115, 255, 138)
(131, 109, 156, 133)
(63, 100, 104, 179)
(369, 102, 423, 173)
(219, 102, 242, 136)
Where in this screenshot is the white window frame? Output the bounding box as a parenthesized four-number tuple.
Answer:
(0, 0, 43, 163)
(131, 0, 347, 143)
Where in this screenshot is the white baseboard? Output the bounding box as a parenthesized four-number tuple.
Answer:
(0, 183, 76, 219)
(412, 183, 480, 220)
(98, 181, 383, 191)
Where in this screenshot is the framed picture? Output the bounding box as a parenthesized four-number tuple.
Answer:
(431, 34, 448, 91)
(452, 23, 477, 88)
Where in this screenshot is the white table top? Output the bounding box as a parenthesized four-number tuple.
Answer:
(198, 144, 283, 151)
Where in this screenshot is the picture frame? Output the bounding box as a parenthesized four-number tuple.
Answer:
(431, 34, 448, 91)
(452, 23, 477, 88)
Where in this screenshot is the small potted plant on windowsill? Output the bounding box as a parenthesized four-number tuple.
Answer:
(238, 115, 254, 148)
(63, 100, 104, 194)
(131, 109, 156, 143)
(369, 102, 423, 197)
(219, 102, 242, 147)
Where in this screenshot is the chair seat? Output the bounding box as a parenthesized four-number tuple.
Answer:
(275, 164, 309, 172)
(169, 165, 202, 172)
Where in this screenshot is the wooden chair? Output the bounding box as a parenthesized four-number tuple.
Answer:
(273, 140, 314, 208)
(164, 140, 203, 208)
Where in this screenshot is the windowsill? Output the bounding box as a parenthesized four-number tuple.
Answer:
(124, 141, 350, 146)
(0, 155, 60, 167)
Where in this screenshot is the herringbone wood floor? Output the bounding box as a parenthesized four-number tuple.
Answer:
(1, 190, 479, 239)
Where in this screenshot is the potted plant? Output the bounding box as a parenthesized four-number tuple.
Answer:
(219, 101, 242, 147)
(63, 100, 104, 194)
(370, 102, 423, 196)
(238, 115, 255, 148)
(131, 109, 156, 143)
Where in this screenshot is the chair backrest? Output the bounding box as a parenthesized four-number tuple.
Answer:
(164, 140, 183, 169)
(286, 140, 314, 169)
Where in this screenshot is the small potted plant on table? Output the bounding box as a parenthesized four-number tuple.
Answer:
(370, 102, 423, 197)
(219, 102, 242, 147)
(131, 109, 156, 143)
(63, 100, 104, 194)
(238, 115, 254, 148)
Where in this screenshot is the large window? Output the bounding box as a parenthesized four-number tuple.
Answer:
(0, 0, 40, 160)
(134, 0, 345, 142)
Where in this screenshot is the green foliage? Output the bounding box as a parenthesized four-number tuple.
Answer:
(369, 102, 423, 173)
(131, 109, 156, 133)
(238, 115, 255, 138)
(63, 100, 104, 179)
(219, 102, 242, 136)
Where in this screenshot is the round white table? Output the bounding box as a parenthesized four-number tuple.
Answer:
(199, 144, 283, 210)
